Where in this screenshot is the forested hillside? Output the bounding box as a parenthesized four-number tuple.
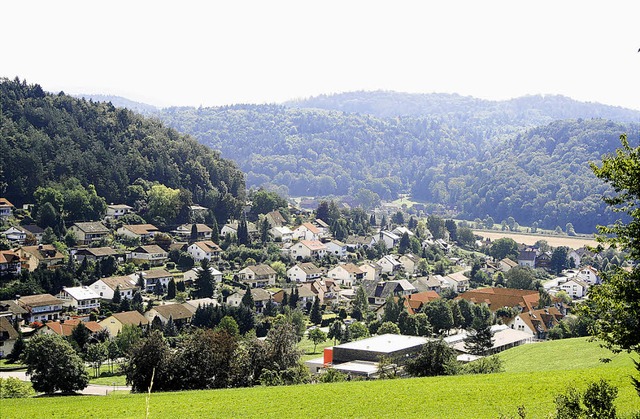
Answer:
(286, 91, 640, 123)
(158, 95, 640, 233)
(0, 78, 245, 221)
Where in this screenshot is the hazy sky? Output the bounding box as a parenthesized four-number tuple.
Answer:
(3, 1, 639, 109)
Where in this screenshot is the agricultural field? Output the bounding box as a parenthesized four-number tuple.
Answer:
(3, 338, 638, 418)
(472, 230, 599, 249)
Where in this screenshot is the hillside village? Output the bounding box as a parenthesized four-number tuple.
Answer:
(0, 191, 617, 388)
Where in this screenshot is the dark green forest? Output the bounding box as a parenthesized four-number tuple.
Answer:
(157, 92, 640, 233)
(0, 78, 245, 222)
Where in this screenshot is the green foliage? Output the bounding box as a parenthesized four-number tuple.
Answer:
(0, 377, 35, 398)
(22, 334, 89, 394)
(489, 238, 519, 261)
(308, 328, 327, 353)
(0, 78, 245, 221)
(194, 259, 214, 298)
(424, 299, 454, 335)
(319, 368, 347, 383)
(347, 322, 370, 340)
(377, 321, 401, 335)
(505, 266, 538, 290)
(554, 379, 618, 419)
(405, 339, 458, 377)
(461, 355, 504, 375)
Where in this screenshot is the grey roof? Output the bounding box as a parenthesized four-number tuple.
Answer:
(0, 300, 28, 315)
(20, 224, 45, 235)
(73, 221, 109, 233)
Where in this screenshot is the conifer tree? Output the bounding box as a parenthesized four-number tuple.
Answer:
(211, 218, 220, 243)
(195, 259, 214, 298)
(310, 297, 322, 325)
(167, 278, 176, 300)
(112, 285, 122, 304)
(241, 287, 254, 309)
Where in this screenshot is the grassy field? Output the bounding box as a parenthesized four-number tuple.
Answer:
(3, 338, 638, 418)
(298, 334, 334, 362)
(473, 229, 599, 249)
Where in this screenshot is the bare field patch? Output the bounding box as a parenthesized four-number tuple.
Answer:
(473, 230, 599, 249)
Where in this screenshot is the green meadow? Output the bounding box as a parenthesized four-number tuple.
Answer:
(3, 338, 638, 418)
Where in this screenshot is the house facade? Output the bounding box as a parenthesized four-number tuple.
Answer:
(237, 264, 277, 288)
(129, 245, 168, 266)
(18, 294, 64, 323)
(327, 263, 364, 287)
(56, 286, 101, 314)
(287, 262, 323, 283)
(187, 241, 222, 262)
(69, 222, 110, 245)
(290, 240, 327, 260)
(90, 275, 138, 300)
(117, 224, 159, 242)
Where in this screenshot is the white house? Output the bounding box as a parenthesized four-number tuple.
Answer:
(270, 226, 293, 242)
(559, 278, 589, 299)
(56, 286, 101, 314)
(117, 224, 159, 242)
(187, 241, 222, 262)
(377, 255, 402, 274)
(131, 269, 173, 293)
(576, 266, 600, 285)
(237, 264, 277, 288)
(0, 198, 14, 220)
(517, 250, 537, 268)
(287, 262, 323, 283)
(391, 226, 414, 237)
(372, 231, 400, 249)
(172, 224, 213, 240)
(325, 240, 348, 258)
(90, 275, 138, 301)
(327, 263, 365, 287)
(105, 204, 133, 220)
(442, 271, 470, 293)
(292, 222, 321, 241)
(3, 226, 27, 243)
(290, 240, 327, 260)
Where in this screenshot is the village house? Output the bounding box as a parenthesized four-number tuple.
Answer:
(442, 271, 470, 293)
(0, 316, 19, 358)
(364, 279, 416, 306)
(265, 210, 287, 228)
(182, 266, 223, 286)
(99, 310, 149, 336)
(508, 307, 564, 339)
(372, 230, 400, 249)
(74, 247, 126, 264)
(404, 291, 440, 314)
(237, 264, 277, 288)
(69, 221, 110, 246)
(398, 254, 420, 275)
(18, 244, 65, 271)
(40, 318, 103, 337)
(18, 294, 64, 323)
(457, 287, 539, 313)
(145, 303, 193, 327)
(132, 269, 173, 293)
(327, 263, 364, 287)
(273, 286, 316, 308)
(187, 240, 222, 263)
(56, 286, 101, 314)
(359, 261, 382, 282)
(499, 258, 518, 272)
(129, 245, 168, 266)
(189, 204, 209, 220)
(220, 221, 258, 239)
(292, 222, 322, 241)
(517, 250, 537, 268)
(559, 278, 589, 299)
(105, 204, 133, 220)
(117, 224, 160, 242)
(3, 224, 44, 244)
(377, 255, 402, 274)
(345, 235, 372, 251)
(577, 266, 600, 285)
(535, 251, 552, 270)
(287, 262, 323, 283)
(411, 275, 445, 294)
(89, 275, 138, 300)
(0, 198, 14, 220)
(289, 240, 327, 260)
(391, 226, 414, 238)
(270, 226, 293, 242)
(0, 251, 22, 278)
(325, 240, 348, 258)
(172, 223, 213, 240)
(0, 300, 28, 328)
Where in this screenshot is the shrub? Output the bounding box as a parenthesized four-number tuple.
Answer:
(0, 377, 35, 398)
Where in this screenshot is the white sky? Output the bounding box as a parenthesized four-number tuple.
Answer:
(3, 1, 640, 109)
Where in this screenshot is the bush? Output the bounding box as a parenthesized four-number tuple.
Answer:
(461, 355, 504, 375)
(319, 368, 346, 383)
(554, 379, 618, 419)
(0, 377, 35, 398)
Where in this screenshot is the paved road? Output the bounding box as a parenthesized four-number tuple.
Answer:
(0, 370, 131, 395)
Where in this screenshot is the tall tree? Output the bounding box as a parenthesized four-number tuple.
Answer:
(194, 259, 214, 298)
(167, 278, 176, 300)
(583, 134, 640, 395)
(237, 214, 250, 245)
(310, 297, 322, 325)
(241, 287, 254, 309)
(22, 334, 89, 394)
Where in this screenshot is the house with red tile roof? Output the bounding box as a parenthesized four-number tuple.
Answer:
(456, 287, 539, 313)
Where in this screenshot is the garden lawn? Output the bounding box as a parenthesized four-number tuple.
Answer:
(298, 335, 334, 362)
(3, 338, 638, 418)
